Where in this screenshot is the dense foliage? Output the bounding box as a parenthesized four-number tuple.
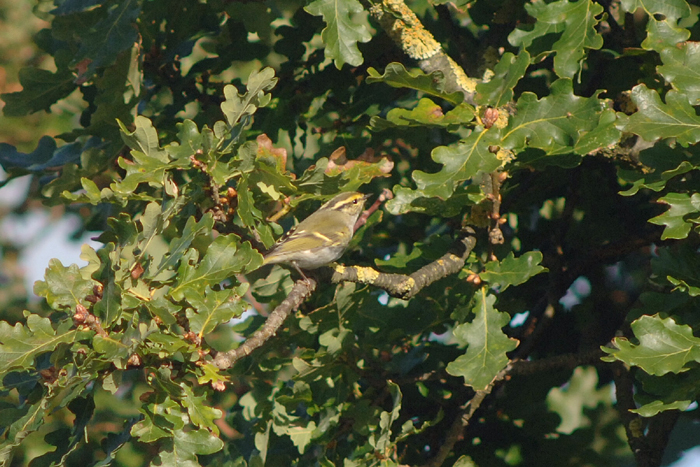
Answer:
(1, 0, 700, 466)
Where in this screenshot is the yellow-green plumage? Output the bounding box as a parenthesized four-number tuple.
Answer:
(263, 192, 370, 272)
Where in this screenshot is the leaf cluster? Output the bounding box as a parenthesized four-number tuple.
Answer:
(1, 0, 700, 466)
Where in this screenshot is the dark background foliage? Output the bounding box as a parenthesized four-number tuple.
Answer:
(1, 0, 700, 466)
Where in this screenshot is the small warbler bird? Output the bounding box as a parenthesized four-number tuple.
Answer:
(263, 191, 371, 279)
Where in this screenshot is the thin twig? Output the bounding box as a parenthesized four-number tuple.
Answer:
(212, 279, 317, 369)
(423, 366, 510, 467)
(355, 188, 393, 231)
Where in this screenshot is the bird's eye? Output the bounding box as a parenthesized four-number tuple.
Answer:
(353, 199, 358, 204)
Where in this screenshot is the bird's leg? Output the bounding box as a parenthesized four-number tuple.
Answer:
(292, 261, 312, 285)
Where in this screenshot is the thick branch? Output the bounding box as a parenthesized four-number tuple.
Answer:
(213, 232, 474, 367)
(367, 0, 476, 101)
(326, 233, 477, 300)
(611, 362, 679, 467)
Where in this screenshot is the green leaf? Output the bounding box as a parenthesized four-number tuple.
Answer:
(33, 397, 96, 466)
(170, 235, 263, 301)
(152, 429, 224, 465)
(366, 63, 464, 105)
(446, 289, 519, 390)
(618, 145, 700, 196)
(0, 137, 86, 182)
(154, 214, 215, 277)
(602, 314, 700, 375)
(634, 367, 700, 416)
(647, 192, 700, 240)
(287, 421, 317, 455)
(508, 0, 604, 79)
(658, 41, 700, 106)
(70, 0, 141, 77)
(631, 399, 691, 417)
(221, 67, 278, 129)
(196, 363, 230, 389)
(112, 117, 176, 195)
(475, 52, 530, 107)
(225, 2, 275, 41)
(0, 314, 77, 376)
(146, 332, 191, 355)
(546, 367, 612, 434)
(503, 79, 614, 157)
(180, 384, 223, 432)
(94, 274, 122, 327)
(93, 332, 134, 363)
(0, 394, 49, 462)
(92, 420, 136, 467)
(616, 85, 700, 146)
(411, 137, 502, 194)
(383, 185, 485, 217)
(318, 152, 394, 191)
(166, 119, 204, 163)
(374, 381, 402, 453)
(118, 116, 168, 162)
(385, 131, 503, 215)
(130, 397, 184, 443)
(480, 251, 547, 291)
(186, 285, 248, 337)
(236, 178, 276, 248)
(370, 98, 474, 131)
(0, 66, 76, 116)
(146, 296, 179, 326)
(619, 0, 691, 52)
(651, 244, 700, 296)
(573, 109, 622, 155)
(33, 259, 98, 309)
(304, 0, 372, 69)
(130, 415, 171, 444)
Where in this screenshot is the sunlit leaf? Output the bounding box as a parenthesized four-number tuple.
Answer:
(186, 285, 248, 337)
(385, 131, 503, 214)
(170, 235, 263, 301)
(602, 314, 700, 375)
(658, 41, 700, 106)
(305, 0, 372, 68)
(616, 85, 700, 146)
(367, 63, 464, 105)
(503, 79, 614, 157)
(508, 0, 603, 79)
(221, 67, 278, 128)
(619, 0, 691, 52)
(480, 251, 547, 291)
(647, 192, 700, 240)
(0, 315, 77, 376)
(180, 384, 223, 432)
(33, 259, 98, 309)
(370, 98, 474, 131)
(475, 52, 530, 107)
(446, 289, 519, 390)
